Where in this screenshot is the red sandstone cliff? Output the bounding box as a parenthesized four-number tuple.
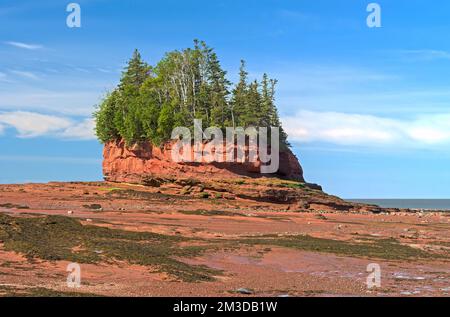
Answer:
(103, 139, 305, 184)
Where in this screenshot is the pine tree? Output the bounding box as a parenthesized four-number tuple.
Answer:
(116, 49, 152, 145)
(120, 49, 151, 88)
(156, 102, 175, 144)
(260, 73, 272, 127)
(207, 51, 230, 128)
(230, 60, 249, 128)
(93, 91, 120, 143)
(245, 80, 262, 127)
(267, 78, 289, 147)
(140, 77, 163, 144)
(117, 83, 142, 145)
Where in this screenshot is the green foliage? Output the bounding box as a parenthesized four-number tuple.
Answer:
(93, 41, 290, 147)
(93, 91, 120, 143)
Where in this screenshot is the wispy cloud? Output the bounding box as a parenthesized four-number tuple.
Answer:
(60, 118, 96, 140)
(9, 70, 40, 80)
(4, 41, 43, 50)
(0, 90, 101, 116)
(0, 111, 96, 139)
(0, 155, 101, 164)
(0, 111, 72, 137)
(395, 49, 450, 61)
(283, 111, 450, 148)
(0, 72, 11, 83)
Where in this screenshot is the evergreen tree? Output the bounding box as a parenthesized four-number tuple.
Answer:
(93, 91, 120, 143)
(140, 77, 163, 144)
(156, 102, 175, 144)
(260, 73, 272, 127)
(267, 78, 289, 147)
(230, 60, 249, 128)
(93, 41, 291, 148)
(207, 51, 230, 128)
(116, 83, 142, 145)
(120, 49, 151, 88)
(245, 80, 262, 127)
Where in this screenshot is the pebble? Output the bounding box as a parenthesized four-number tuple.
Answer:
(400, 291, 412, 295)
(236, 288, 254, 295)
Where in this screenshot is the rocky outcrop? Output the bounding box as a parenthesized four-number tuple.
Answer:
(103, 139, 305, 184)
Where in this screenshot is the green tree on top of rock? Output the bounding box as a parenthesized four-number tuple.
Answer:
(94, 40, 290, 148)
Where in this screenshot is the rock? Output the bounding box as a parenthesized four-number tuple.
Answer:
(102, 139, 305, 184)
(400, 291, 412, 295)
(262, 189, 298, 203)
(235, 288, 254, 295)
(315, 214, 328, 220)
(83, 204, 102, 210)
(142, 177, 165, 187)
(305, 183, 322, 191)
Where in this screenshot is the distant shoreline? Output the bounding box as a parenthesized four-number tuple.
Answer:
(347, 199, 450, 211)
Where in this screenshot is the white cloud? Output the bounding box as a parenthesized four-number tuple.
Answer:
(0, 72, 13, 83)
(9, 70, 39, 80)
(0, 111, 72, 137)
(4, 41, 43, 50)
(0, 111, 96, 139)
(0, 155, 100, 164)
(60, 118, 96, 140)
(283, 111, 450, 148)
(0, 72, 6, 79)
(0, 90, 101, 116)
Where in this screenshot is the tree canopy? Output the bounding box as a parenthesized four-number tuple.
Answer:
(94, 40, 289, 147)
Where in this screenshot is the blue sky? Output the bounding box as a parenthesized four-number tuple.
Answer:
(1, 0, 450, 198)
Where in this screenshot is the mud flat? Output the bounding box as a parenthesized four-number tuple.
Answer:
(0, 179, 449, 297)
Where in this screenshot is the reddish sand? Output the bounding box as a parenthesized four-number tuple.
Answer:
(0, 181, 449, 297)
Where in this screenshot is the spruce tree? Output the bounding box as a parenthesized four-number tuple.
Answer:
(120, 49, 151, 88)
(267, 78, 289, 147)
(93, 91, 120, 143)
(260, 73, 272, 127)
(230, 60, 249, 128)
(245, 80, 262, 127)
(207, 51, 230, 128)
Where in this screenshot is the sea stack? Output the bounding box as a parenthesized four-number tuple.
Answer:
(102, 138, 305, 184)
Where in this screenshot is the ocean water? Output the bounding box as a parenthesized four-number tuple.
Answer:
(347, 199, 450, 211)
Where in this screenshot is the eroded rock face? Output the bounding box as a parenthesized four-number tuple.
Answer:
(103, 139, 305, 183)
